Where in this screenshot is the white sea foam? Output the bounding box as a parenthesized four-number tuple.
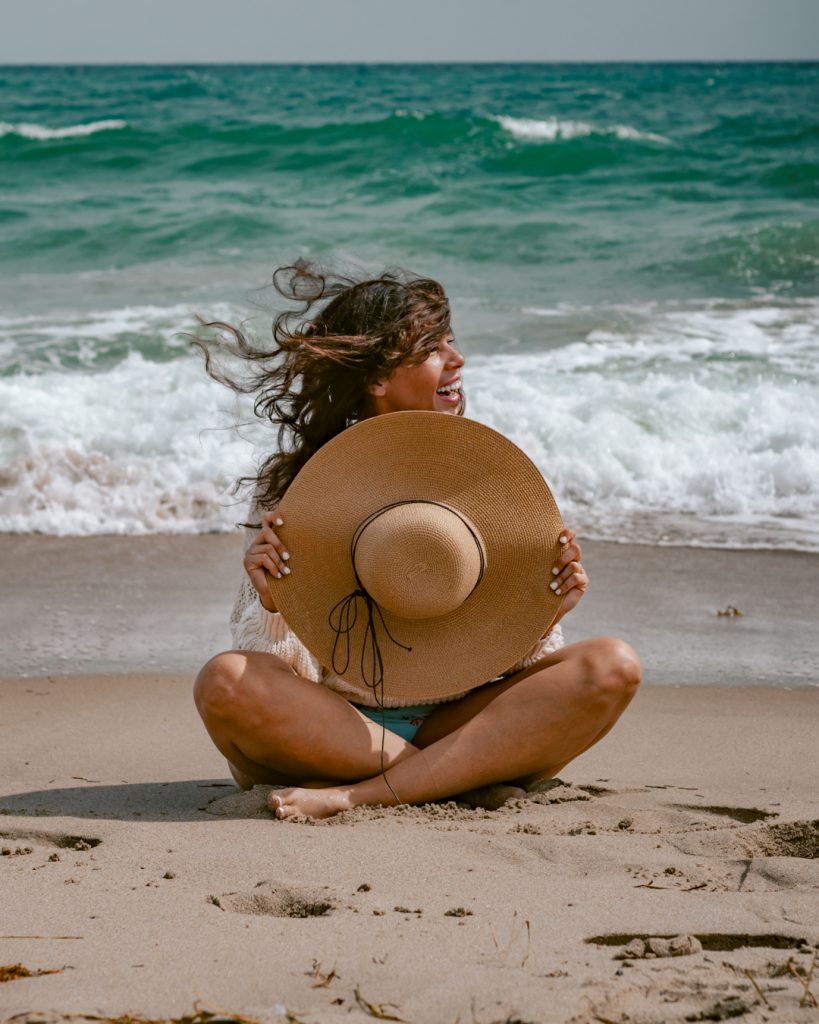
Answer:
(495, 115, 671, 145)
(468, 301, 819, 549)
(495, 116, 593, 142)
(0, 119, 127, 141)
(0, 351, 266, 535)
(609, 124, 671, 145)
(1, 300, 817, 549)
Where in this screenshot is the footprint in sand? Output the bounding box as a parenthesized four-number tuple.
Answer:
(587, 931, 814, 953)
(618, 820, 819, 893)
(208, 880, 339, 918)
(671, 818, 819, 859)
(0, 829, 101, 851)
(669, 803, 777, 825)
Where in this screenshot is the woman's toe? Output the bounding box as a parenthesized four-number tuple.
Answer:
(267, 790, 288, 812)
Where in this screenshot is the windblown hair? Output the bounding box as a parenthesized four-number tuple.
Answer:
(193, 260, 455, 511)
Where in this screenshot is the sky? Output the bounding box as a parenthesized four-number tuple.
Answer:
(3, 0, 818, 63)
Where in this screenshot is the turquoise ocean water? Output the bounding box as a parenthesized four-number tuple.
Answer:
(0, 63, 817, 547)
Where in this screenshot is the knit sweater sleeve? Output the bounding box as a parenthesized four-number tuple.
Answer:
(228, 511, 324, 683)
(502, 622, 565, 674)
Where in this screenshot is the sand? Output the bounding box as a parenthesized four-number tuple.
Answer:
(1, 536, 818, 1023)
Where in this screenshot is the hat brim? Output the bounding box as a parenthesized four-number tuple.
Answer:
(267, 411, 565, 703)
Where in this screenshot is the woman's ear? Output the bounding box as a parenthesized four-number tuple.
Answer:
(369, 380, 388, 397)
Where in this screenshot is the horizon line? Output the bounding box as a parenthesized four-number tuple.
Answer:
(2, 58, 817, 68)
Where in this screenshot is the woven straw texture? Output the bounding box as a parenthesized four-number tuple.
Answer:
(267, 411, 565, 703)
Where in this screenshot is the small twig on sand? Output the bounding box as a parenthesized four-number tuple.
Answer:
(790, 952, 818, 1008)
(0, 934, 83, 940)
(354, 984, 406, 1021)
(6, 1006, 268, 1024)
(521, 920, 531, 967)
(743, 969, 771, 1009)
(0, 963, 63, 983)
(306, 959, 338, 988)
(187, 1003, 266, 1024)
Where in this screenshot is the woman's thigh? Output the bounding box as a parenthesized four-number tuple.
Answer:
(412, 637, 639, 749)
(194, 649, 419, 783)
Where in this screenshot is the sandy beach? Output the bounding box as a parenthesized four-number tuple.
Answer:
(1, 536, 818, 1023)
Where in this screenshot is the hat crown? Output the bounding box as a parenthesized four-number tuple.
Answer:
(354, 502, 485, 621)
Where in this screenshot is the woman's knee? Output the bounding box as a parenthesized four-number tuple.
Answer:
(193, 651, 249, 724)
(580, 637, 641, 701)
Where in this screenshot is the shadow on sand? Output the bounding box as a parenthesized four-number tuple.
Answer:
(0, 779, 247, 823)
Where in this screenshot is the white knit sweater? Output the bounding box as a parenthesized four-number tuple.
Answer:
(229, 517, 565, 708)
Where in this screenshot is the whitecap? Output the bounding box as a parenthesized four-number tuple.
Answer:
(608, 124, 671, 145)
(0, 119, 128, 141)
(494, 115, 593, 142)
(494, 114, 670, 145)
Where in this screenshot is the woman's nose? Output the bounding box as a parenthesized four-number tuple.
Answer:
(447, 345, 465, 368)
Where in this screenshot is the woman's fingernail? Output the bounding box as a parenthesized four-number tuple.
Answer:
(274, 572, 282, 579)
(282, 551, 290, 560)
(283, 566, 291, 575)
(555, 587, 562, 595)
(552, 566, 559, 575)
(549, 581, 558, 591)
(275, 517, 284, 526)
(559, 535, 568, 544)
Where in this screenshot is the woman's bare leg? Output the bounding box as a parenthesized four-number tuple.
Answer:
(267, 637, 640, 819)
(193, 651, 419, 787)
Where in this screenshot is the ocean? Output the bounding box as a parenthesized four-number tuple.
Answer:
(1, 62, 817, 548)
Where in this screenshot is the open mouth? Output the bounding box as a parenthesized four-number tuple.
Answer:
(436, 377, 462, 403)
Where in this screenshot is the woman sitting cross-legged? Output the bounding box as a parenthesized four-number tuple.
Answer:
(193, 261, 641, 821)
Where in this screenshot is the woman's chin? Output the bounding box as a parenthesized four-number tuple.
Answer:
(433, 396, 463, 414)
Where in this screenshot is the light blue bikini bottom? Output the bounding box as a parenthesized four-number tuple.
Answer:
(352, 702, 439, 743)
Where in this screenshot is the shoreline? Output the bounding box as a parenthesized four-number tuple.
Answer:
(2, 533, 817, 686)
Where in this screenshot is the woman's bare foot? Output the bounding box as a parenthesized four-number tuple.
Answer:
(267, 785, 354, 820)
(457, 784, 527, 810)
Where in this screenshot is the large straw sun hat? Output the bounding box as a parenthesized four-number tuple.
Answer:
(266, 411, 565, 704)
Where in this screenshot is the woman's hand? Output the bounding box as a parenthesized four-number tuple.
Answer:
(244, 509, 291, 613)
(549, 526, 588, 624)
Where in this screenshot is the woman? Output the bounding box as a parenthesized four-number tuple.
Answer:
(193, 262, 641, 820)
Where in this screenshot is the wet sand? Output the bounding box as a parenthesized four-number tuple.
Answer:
(3, 533, 818, 685)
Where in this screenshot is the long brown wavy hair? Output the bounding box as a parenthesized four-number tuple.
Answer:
(193, 260, 459, 512)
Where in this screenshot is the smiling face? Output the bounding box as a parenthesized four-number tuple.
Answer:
(367, 334, 465, 417)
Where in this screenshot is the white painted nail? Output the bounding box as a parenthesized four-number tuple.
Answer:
(555, 587, 562, 595)
(549, 581, 558, 591)
(275, 517, 284, 526)
(282, 551, 290, 560)
(283, 566, 291, 575)
(559, 535, 568, 544)
(274, 572, 282, 579)
(552, 567, 560, 575)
